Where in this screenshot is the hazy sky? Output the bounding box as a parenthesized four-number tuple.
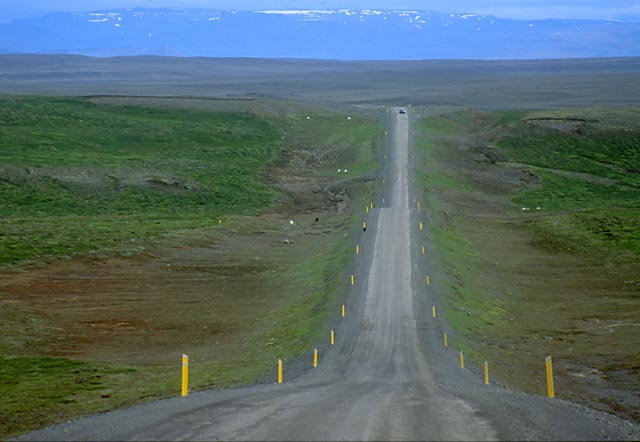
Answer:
(2, 0, 640, 22)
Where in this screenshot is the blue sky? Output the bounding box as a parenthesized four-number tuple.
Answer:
(2, 0, 640, 22)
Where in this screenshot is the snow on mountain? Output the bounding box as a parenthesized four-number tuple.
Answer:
(0, 8, 638, 59)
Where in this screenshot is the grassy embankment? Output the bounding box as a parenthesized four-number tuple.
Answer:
(415, 108, 640, 420)
(0, 96, 381, 436)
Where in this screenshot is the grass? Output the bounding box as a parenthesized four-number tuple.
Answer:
(494, 108, 640, 258)
(0, 95, 381, 438)
(415, 107, 640, 420)
(0, 357, 139, 436)
(0, 95, 282, 267)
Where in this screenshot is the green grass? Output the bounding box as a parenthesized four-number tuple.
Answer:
(419, 109, 640, 259)
(415, 116, 509, 365)
(0, 357, 138, 436)
(268, 233, 354, 359)
(416, 108, 640, 411)
(0, 95, 283, 266)
(494, 108, 640, 257)
(414, 118, 472, 192)
(0, 96, 381, 268)
(281, 112, 381, 178)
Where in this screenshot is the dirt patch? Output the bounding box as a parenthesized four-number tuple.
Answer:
(525, 117, 597, 135)
(0, 207, 348, 365)
(0, 165, 208, 194)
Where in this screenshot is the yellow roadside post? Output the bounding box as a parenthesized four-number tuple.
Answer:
(341, 304, 345, 318)
(362, 221, 366, 231)
(443, 333, 448, 347)
(546, 356, 555, 398)
(426, 275, 430, 286)
(366, 206, 369, 214)
(484, 361, 489, 385)
(460, 351, 465, 368)
(356, 244, 359, 255)
(370, 201, 373, 209)
(330, 330, 335, 346)
(278, 359, 283, 384)
(181, 354, 189, 397)
(417, 202, 421, 213)
(313, 349, 318, 368)
(421, 245, 425, 255)
(432, 306, 436, 318)
(419, 222, 423, 231)
(351, 274, 355, 286)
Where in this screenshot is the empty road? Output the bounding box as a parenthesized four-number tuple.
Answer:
(20, 108, 640, 441)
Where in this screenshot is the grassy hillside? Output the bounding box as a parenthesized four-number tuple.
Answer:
(0, 96, 285, 267)
(0, 96, 381, 437)
(495, 109, 640, 257)
(416, 108, 640, 422)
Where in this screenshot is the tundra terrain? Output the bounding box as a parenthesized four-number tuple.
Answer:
(0, 56, 638, 438)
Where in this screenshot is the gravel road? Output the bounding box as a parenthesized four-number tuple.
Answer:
(18, 109, 640, 441)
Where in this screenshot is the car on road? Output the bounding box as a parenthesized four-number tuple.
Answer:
(399, 108, 406, 114)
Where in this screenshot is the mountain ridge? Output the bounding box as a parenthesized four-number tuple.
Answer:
(1, 8, 639, 59)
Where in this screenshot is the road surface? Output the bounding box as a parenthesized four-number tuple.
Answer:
(19, 108, 640, 441)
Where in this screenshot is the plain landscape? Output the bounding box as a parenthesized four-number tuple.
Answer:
(0, 54, 639, 439)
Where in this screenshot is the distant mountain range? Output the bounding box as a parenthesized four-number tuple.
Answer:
(1, 8, 639, 59)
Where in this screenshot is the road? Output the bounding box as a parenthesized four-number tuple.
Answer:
(20, 109, 640, 441)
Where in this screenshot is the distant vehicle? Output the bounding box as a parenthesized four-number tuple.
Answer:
(399, 108, 406, 114)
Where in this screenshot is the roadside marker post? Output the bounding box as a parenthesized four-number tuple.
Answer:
(545, 356, 555, 398)
(417, 202, 421, 213)
(484, 361, 489, 385)
(422, 245, 425, 255)
(432, 306, 436, 318)
(443, 333, 448, 347)
(460, 351, 465, 369)
(419, 222, 423, 231)
(341, 304, 345, 318)
(426, 275, 430, 286)
(181, 354, 189, 397)
(330, 330, 335, 346)
(351, 274, 355, 286)
(370, 201, 373, 209)
(356, 244, 359, 255)
(362, 221, 366, 231)
(313, 349, 318, 368)
(366, 206, 369, 214)
(278, 359, 283, 384)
